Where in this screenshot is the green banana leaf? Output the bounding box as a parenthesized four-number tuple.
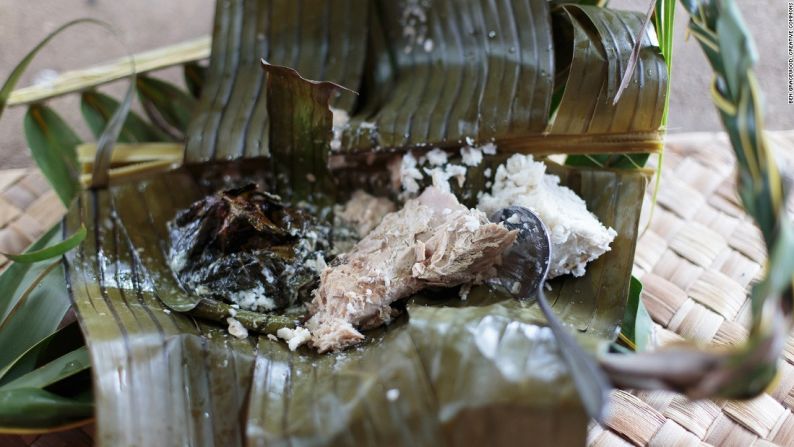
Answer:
(12, 0, 660, 443)
(347, 0, 557, 148)
(262, 62, 341, 205)
(184, 0, 369, 162)
(185, 0, 666, 162)
(554, 4, 668, 168)
(550, 5, 667, 135)
(60, 58, 648, 446)
(63, 158, 646, 445)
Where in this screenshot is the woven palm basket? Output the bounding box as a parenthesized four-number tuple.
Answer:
(0, 131, 793, 446)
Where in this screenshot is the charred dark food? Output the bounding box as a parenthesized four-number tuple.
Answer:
(167, 184, 331, 312)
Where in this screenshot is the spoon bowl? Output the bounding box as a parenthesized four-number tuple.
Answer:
(488, 206, 551, 300)
(490, 206, 612, 424)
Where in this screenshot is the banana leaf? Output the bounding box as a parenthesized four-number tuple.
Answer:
(185, 0, 666, 163)
(184, 0, 369, 162)
(61, 62, 647, 445)
(552, 4, 668, 168)
(58, 0, 654, 444)
(63, 158, 646, 445)
(347, 0, 557, 149)
(549, 5, 667, 135)
(262, 61, 342, 205)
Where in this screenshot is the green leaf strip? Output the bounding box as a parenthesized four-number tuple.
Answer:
(618, 275, 651, 352)
(136, 76, 196, 138)
(0, 388, 93, 431)
(24, 105, 82, 206)
(0, 261, 60, 334)
(0, 18, 113, 121)
(0, 323, 84, 386)
(0, 225, 86, 264)
(80, 91, 166, 143)
(0, 347, 90, 391)
(0, 227, 74, 372)
(90, 73, 136, 189)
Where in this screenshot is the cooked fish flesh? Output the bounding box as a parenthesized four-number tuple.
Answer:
(307, 186, 517, 352)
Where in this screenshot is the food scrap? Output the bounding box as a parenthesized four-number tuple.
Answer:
(276, 326, 312, 351)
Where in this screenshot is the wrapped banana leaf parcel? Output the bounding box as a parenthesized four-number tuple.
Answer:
(63, 0, 664, 445)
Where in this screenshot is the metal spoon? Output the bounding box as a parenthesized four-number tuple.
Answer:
(490, 206, 611, 424)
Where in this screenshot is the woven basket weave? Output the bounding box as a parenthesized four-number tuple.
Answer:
(0, 169, 64, 273)
(590, 131, 794, 447)
(0, 131, 792, 446)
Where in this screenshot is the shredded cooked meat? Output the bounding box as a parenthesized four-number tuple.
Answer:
(306, 186, 517, 352)
(335, 190, 396, 238)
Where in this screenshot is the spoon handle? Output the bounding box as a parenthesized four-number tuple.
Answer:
(535, 287, 611, 424)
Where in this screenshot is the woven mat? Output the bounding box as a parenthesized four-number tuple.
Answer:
(0, 169, 64, 273)
(1, 131, 793, 446)
(590, 131, 794, 447)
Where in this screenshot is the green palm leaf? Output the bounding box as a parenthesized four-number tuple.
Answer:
(81, 90, 167, 143)
(0, 347, 90, 391)
(0, 19, 112, 120)
(0, 226, 86, 263)
(0, 323, 84, 386)
(23, 105, 81, 206)
(0, 229, 92, 432)
(136, 75, 196, 138)
(183, 62, 207, 98)
(0, 388, 93, 430)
